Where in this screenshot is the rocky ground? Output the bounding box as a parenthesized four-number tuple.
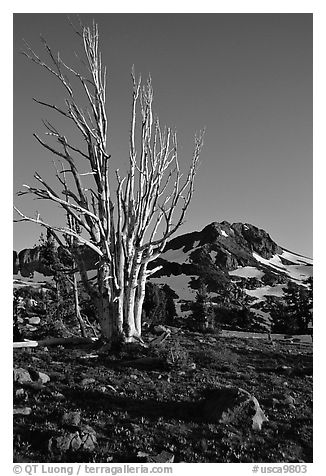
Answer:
(13, 327, 313, 463)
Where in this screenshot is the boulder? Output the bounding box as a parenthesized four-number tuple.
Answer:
(27, 368, 50, 384)
(28, 316, 41, 325)
(137, 450, 175, 463)
(61, 411, 81, 427)
(15, 388, 27, 399)
(52, 391, 65, 401)
(283, 395, 295, 406)
(200, 386, 268, 431)
(13, 407, 32, 416)
(81, 378, 96, 387)
(38, 371, 50, 384)
(150, 450, 175, 463)
(79, 425, 97, 451)
(13, 368, 32, 384)
(49, 431, 82, 453)
(153, 325, 170, 335)
(49, 426, 97, 454)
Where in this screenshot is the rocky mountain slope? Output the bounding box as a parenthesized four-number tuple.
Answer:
(147, 222, 312, 324)
(14, 221, 312, 323)
(149, 221, 311, 285)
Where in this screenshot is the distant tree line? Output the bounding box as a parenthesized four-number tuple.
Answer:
(185, 277, 313, 335)
(263, 277, 313, 334)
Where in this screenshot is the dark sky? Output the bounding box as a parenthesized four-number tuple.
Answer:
(13, 13, 312, 256)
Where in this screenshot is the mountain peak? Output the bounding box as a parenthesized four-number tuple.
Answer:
(148, 221, 312, 325)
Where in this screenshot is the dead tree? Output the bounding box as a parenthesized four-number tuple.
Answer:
(14, 21, 204, 344)
(57, 162, 88, 338)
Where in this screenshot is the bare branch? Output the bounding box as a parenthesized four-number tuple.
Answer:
(14, 206, 103, 257)
(16, 21, 205, 342)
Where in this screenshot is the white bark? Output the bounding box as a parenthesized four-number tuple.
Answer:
(13, 337, 95, 348)
(72, 273, 87, 338)
(134, 265, 147, 335)
(14, 20, 204, 345)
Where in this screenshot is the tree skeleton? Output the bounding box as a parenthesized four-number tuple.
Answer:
(14, 20, 204, 344)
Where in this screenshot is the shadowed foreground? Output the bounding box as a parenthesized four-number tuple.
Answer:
(13, 329, 312, 463)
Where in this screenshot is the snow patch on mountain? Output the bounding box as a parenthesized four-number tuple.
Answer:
(245, 284, 286, 302)
(229, 266, 264, 279)
(281, 250, 313, 266)
(253, 252, 285, 270)
(160, 241, 200, 264)
(150, 274, 196, 301)
(159, 248, 191, 264)
(253, 251, 312, 284)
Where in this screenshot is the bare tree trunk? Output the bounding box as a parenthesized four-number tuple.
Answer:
(55, 278, 61, 321)
(134, 266, 147, 335)
(124, 286, 138, 340)
(96, 262, 125, 343)
(15, 22, 204, 348)
(115, 247, 125, 337)
(72, 272, 87, 338)
(123, 253, 143, 341)
(97, 262, 114, 340)
(97, 293, 114, 340)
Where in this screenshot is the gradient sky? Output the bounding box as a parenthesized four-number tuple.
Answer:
(13, 13, 312, 257)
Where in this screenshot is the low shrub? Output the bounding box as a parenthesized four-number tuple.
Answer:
(150, 341, 193, 369)
(190, 346, 239, 370)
